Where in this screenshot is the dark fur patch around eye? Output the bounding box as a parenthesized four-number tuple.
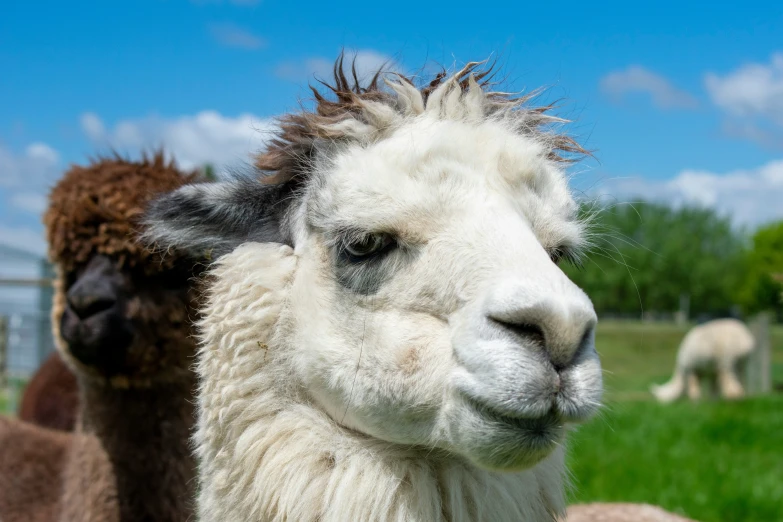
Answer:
(333, 241, 415, 296)
(334, 255, 395, 295)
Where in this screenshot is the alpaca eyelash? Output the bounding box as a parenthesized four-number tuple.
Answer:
(329, 227, 396, 251)
(549, 246, 582, 268)
(337, 232, 398, 264)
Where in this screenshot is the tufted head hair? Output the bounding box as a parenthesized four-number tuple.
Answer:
(44, 151, 200, 275)
(257, 55, 587, 187)
(146, 57, 590, 263)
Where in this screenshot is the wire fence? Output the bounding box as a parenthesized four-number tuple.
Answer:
(0, 304, 54, 415)
(0, 309, 54, 376)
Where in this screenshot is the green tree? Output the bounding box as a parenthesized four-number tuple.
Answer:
(737, 221, 783, 318)
(202, 163, 217, 181)
(564, 201, 747, 318)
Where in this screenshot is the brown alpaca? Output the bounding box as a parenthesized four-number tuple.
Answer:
(0, 417, 117, 522)
(0, 153, 205, 522)
(18, 351, 79, 432)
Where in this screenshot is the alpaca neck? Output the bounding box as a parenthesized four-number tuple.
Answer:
(196, 385, 566, 522)
(79, 375, 196, 522)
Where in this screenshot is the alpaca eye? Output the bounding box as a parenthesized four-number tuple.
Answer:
(342, 233, 395, 261)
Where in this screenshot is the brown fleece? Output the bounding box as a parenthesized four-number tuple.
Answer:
(0, 153, 203, 522)
(18, 352, 79, 432)
(0, 417, 118, 522)
(44, 151, 197, 275)
(0, 416, 71, 522)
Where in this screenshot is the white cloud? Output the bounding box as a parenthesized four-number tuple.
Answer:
(209, 23, 265, 50)
(598, 159, 783, 227)
(80, 113, 106, 142)
(720, 120, 783, 151)
(600, 66, 698, 109)
(80, 110, 275, 173)
(0, 143, 61, 253)
(0, 224, 47, 256)
(10, 193, 48, 214)
(276, 49, 399, 82)
(705, 53, 783, 123)
(2, 108, 274, 252)
(705, 53, 783, 147)
(0, 142, 61, 189)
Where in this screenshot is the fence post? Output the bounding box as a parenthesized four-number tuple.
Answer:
(0, 315, 7, 390)
(746, 312, 771, 396)
(37, 259, 56, 364)
(675, 294, 690, 326)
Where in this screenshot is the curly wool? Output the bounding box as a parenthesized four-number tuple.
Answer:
(44, 152, 199, 275)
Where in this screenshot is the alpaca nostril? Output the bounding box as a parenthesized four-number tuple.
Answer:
(489, 317, 546, 348)
(577, 324, 595, 357)
(488, 312, 596, 371)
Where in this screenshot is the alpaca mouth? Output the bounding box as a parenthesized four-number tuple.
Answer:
(60, 307, 135, 372)
(463, 395, 564, 450)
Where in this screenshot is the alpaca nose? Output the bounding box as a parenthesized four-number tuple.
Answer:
(485, 282, 597, 370)
(67, 275, 118, 319)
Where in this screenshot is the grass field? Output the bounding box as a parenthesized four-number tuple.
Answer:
(565, 321, 783, 522)
(0, 378, 26, 416)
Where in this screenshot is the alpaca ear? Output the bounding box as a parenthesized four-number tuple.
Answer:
(142, 178, 292, 260)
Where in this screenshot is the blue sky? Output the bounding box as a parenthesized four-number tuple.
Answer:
(2, 0, 782, 254)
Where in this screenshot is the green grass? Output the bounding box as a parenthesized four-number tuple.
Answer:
(564, 321, 783, 522)
(567, 396, 783, 522)
(0, 378, 26, 416)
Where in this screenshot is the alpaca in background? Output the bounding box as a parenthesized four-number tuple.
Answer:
(0, 153, 205, 522)
(565, 502, 699, 521)
(18, 352, 79, 432)
(651, 318, 755, 403)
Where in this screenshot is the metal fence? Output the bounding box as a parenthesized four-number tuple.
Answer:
(0, 307, 54, 415)
(0, 308, 55, 378)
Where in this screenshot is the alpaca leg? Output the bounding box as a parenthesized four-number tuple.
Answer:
(686, 372, 701, 401)
(718, 367, 744, 400)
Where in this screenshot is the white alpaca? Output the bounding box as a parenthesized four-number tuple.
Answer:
(564, 502, 698, 521)
(651, 318, 755, 403)
(144, 59, 603, 522)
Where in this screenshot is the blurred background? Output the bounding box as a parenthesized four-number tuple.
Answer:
(1, 1, 781, 520)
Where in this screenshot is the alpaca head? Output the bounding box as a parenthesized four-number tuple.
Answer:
(145, 60, 602, 471)
(45, 153, 204, 387)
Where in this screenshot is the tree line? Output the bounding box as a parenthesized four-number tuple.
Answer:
(562, 201, 783, 321)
